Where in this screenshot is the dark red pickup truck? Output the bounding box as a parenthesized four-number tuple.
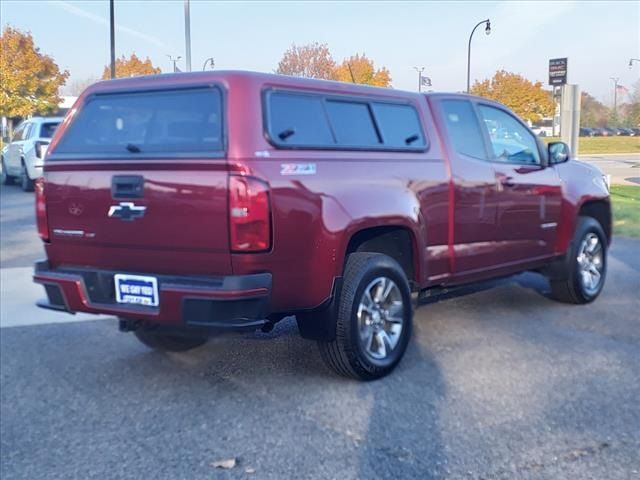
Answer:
(34, 71, 611, 380)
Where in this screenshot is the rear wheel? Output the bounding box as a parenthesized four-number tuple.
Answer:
(549, 216, 607, 304)
(133, 328, 208, 352)
(1, 158, 15, 185)
(20, 161, 34, 192)
(317, 253, 413, 381)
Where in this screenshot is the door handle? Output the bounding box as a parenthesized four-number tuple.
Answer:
(112, 175, 144, 199)
(498, 175, 515, 188)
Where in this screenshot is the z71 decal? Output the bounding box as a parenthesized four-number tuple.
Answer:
(280, 163, 317, 176)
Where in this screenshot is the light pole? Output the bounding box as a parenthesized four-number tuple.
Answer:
(109, 0, 116, 78)
(466, 18, 491, 93)
(167, 55, 182, 73)
(203, 57, 215, 71)
(184, 0, 192, 72)
(629, 58, 640, 68)
(610, 77, 620, 125)
(414, 67, 425, 92)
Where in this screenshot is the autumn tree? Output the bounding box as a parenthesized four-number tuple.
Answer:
(0, 26, 69, 118)
(102, 53, 161, 80)
(275, 42, 336, 80)
(471, 70, 554, 123)
(334, 54, 391, 87)
(580, 92, 609, 127)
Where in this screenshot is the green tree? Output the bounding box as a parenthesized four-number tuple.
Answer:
(580, 92, 609, 127)
(471, 70, 554, 123)
(0, 25, 69, 118)
(334, 54, 392, 87)
(102, 53, 161, 79)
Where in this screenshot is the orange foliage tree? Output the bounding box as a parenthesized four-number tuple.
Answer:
(0, 26, 69, 118)
(276, 43, 392, 87)
(471, 70, 554, 122)
(334, 54, 391, 87)
(102, 53, 161, 80)
(275, 43, 337, 80)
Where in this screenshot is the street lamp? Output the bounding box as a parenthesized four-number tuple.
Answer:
(629, 58, 640, 69)
(203, 57, 215, 71)
(466, 18, 491, 93)
(167, 55, 182, 73)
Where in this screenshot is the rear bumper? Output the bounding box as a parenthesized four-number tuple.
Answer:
(33, 260, 271, 330)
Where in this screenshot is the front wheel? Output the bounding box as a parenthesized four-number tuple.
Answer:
(549, 216, 607, 304)
(133, 328, 208, 352)
(318, 253, 413, 381)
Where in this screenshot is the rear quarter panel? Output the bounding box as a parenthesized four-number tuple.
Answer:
(226, 77, 449, 311)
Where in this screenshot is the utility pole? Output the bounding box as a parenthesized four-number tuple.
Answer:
(109, 0, 116, 78)
(414, 67, 425, 92)
(184, 0, 192, 72)
(610, 77, 619, 123)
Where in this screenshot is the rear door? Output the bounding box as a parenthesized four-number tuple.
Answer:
(7, 122, 28, 174)
(45, 85, 233, 275)
(475, 103, 562, 263)
(432, 97, 499, 274)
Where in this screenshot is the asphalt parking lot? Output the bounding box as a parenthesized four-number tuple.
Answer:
(1, 181, 639, 480)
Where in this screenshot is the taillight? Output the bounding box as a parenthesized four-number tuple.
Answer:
(229, 175, 271, 252)
(35, 141, 49, 159)
(35, 177, 49, 242)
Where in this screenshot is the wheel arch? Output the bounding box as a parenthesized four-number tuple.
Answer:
(344, 225, 421, 289)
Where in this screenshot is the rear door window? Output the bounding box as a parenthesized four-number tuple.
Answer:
(440, 100, 488, 160)
(53, 87, 223, 157)
(40, 122, 60, 139)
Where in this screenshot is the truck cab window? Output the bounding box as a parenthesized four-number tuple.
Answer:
(478, 105, 540, 165)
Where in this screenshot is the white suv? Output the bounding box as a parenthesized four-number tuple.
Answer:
(1, 117, 63, 191)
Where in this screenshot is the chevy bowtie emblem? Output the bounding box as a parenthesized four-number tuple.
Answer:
(108, 202, 146, 221)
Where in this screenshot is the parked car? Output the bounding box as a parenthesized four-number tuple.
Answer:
(33, 72, 611, 380)
(602, 127, 617, 137)
(1, 117, 63, 191)
(579, 127, 595, 137)
(631, 127, 640, 136)
(616, 127, 634, 136)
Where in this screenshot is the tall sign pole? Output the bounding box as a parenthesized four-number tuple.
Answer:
(549, 58, 568, 136)
(109, 0, 116, 78)
(184, 0, 192, 72)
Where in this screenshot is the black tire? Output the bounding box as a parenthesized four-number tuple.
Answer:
(134, 328, 208, 352)
(1, 158, 15, 185)
(20, 161, 34, 192)
(549, 216, 607, 304)
(318, 253, 413, 381)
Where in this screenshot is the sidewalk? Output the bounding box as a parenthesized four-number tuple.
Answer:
(0, 266, 109, 328)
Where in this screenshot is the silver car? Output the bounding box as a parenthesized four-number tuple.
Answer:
(1, 117, 63, 191)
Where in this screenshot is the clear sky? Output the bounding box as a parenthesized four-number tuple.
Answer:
(2, 0, 639, 103)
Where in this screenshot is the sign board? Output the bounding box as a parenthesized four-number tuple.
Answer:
(549, 58, 568, 86)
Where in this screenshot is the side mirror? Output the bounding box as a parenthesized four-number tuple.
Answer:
(548, 141, 570, 165)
